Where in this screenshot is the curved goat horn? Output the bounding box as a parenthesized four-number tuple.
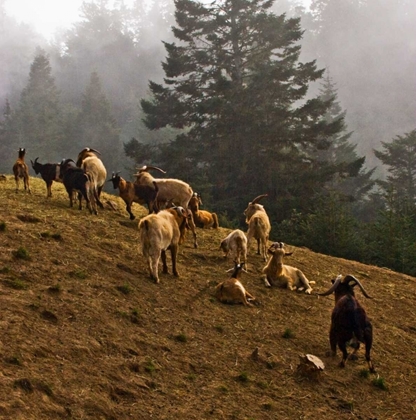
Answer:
(136, 165, 166, 174)
(251, 194, 268, 205)
(317, 274, 343, 296)
(344, 275, 373, 299)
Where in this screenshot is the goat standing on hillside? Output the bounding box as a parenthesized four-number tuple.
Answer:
(189, 192, 219, 229)
(138, 206, 189, 283)
(261, 242, 315, 294)
(13, 148, 31, 193)
(220, 229, 247, 265)
(244, 194, 270, 261)
(30, 157, 62, 197)
(318, 274, 375, 372)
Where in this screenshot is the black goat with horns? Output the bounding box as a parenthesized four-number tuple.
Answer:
(319, 274, 375, 373)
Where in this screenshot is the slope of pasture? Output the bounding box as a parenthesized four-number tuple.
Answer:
(0, 175, 416, 420)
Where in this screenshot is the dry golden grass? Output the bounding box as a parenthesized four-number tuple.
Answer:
(1, 175, 416, 419)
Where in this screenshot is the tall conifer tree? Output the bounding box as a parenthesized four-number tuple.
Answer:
(141, 0, 344, 220)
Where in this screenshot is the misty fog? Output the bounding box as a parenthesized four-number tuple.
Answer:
(0, 0, 415, 178)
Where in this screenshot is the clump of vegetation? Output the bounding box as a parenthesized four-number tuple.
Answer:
(40, 231, 62, 241)
(4, 278, 28, 290)
(13, 246, 31, 260)
(214, 325, 224, 333)
(48, 284, 61, 293)
(0, 221, 6, 231)
(5, 356, 22, 366)
(175, 333, 187, 343)
(14, 378, 33, 393)
(237, 372, 249, 383)
(282, 328, 294, 339)
(116, 284, 131, 295)
(69, 269, 88, 279)
(218, 385, 229, 393)
(359, 369, 370, 379)
(262, 402, 273, 411)
(0, 266, 11, 274)
(144, 360, 157, 374)
(372, 376, 388, 390)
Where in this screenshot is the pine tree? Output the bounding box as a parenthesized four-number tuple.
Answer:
(11, 49, 63, 161)
(76, 71, 122, 171)
(141, 0, 345, 221)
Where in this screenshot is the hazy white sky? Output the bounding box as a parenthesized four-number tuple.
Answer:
(5, 0, 311, 40)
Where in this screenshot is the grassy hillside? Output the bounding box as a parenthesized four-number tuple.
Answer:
(1, 175, 416, 420)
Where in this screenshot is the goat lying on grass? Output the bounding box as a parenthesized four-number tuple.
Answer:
(215, 262, 256, 307)
(318, 274, 375, 373)
(261, 242, 315, 294)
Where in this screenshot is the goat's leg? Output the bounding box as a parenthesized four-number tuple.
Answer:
(126, 202, 135, 220)
(338, 340, 349, 368)
(150, 252, 160, 283)
(364, 327, 375, 373)
(25, 175, 31, 193)
(329, 327, 337, 357)
(256, 238, 261, 255)
(15, 176, 19, 192)
(161, 250, 169, 274)
(171, 245, 179, 277)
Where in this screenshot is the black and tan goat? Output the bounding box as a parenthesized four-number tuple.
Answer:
(108, 172, 159, 219)
(318, 274, 375, 373)
(244, 194, 270, 261)
(12, 148, 31, 193)
(76, 147, 106, 209)
(215, 262, 256, 307)
(60, 158, 98, 215)
(261, 242, 315, 294)
(138, 206, 189, 284)
(30, 157, 62, 197)
(134, 165, 193, 210)
(189, 192, 219, 229)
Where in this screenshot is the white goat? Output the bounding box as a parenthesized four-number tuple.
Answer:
(261, 242, 315, 294)
(76, 147, 107, 209)
(244, 194, 271, 261)
(134, 165, 193, 209)
(220, 229, 247, 265)
(215, 263, 256, 307)
(138, 206, 189, 284)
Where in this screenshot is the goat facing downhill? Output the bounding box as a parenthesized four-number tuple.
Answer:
(220, 229, 247, 265)
(318, 274, 375, 373)
(215, 262, 256, 307)
(261, 242, 315, 294)
(13, 148, 31, 193)
(244, 194, 271, 261)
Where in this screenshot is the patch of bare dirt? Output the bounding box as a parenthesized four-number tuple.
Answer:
(1, 176, 416, 419)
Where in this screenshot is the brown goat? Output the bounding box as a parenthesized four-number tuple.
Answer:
(12, 148, 31, 193)
(215, 263, 256, 307)
(138, 207, 189, 283)
(189, 192, 219, 229)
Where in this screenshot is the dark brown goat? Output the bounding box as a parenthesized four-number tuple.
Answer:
(30, 157, 62, 197)
(319, 275, 375, 373)
(108, 172, 159, 219)
(12, 148, 31, 193)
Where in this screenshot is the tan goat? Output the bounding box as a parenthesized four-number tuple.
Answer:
(220, 229, 247, 264)
(215, 263, 256, 307)
(138, 206, 189, 284)
(12, 148, 31, 193)
(244, 194, 270, 261)
(189, 192, 219, 229)
(261, 242, 315, 294)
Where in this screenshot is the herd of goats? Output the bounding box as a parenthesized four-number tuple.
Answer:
(9, 147, 376, 374)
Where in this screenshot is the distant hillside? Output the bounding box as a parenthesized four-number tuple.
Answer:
(1, 175, 415, 420)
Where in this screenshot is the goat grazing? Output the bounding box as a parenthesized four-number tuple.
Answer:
(220, 229, 247, 265)
(138, 206, 189, 283)
(189, 192, 219, 229)
(108, 172, 159, 219)
(215, 262, 256, 307)
(261, 242, 315, 294)
(12, 148, 31, 193)
(60, 158, 98, 215)
(30, 157, 62, 197)
(76, 147, 106, 209)
(318, 274, 375, 372)
(134, 165, 193, 210)
(244, 194, 270, 261)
